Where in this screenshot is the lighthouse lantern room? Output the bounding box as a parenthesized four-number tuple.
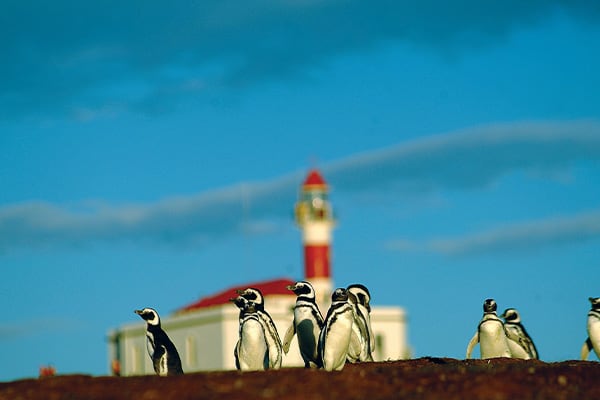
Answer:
(295, 169, 335, 309)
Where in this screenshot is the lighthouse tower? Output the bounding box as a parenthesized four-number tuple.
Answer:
(295, 169, 335, 309)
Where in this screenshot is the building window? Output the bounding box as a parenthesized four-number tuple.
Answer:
(375, 334, 385, 361)
(132, 345, 143, 374)
(186, 336, 197, 367)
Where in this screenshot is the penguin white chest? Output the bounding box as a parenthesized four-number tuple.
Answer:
(588, 315, 600, 353)
(479, 319, 510, 358)
(322, 310, 354, 371)
(239, 318, 268, 371)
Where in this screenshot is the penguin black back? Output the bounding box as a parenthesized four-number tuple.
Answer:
(501, 308, 539, 359)
(135, 308, 184, 376)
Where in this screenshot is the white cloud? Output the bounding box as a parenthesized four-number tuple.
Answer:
(1, 120, 599, 251)
(323, 119, 600, 193)
(387, 209, 600, 256)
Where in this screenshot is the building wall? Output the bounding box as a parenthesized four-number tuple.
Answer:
(108, 295, 409, 376)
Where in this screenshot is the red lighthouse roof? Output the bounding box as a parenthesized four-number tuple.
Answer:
(303, 169, 327, 189)
(176, 278, 295, 313)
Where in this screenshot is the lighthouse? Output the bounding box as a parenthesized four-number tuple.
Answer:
(109, 168, 411, 375)
(294, 169, 335, 309)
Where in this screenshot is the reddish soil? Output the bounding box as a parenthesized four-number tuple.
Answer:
(1, 358, 599, 400)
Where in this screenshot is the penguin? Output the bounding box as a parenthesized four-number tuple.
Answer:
(346, 283, 375, 362)
(134, 308, 184, 376)
(318, 288, 360, 371)
(282, 281, 324, 368)
(581, 297, 600, 360)
(466, 299, 511, 359)
(236, 287, 283, 369)
(500, 308, 539, 360)
(230, 295, 269, 371)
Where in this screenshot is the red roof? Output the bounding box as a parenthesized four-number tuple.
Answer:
(177, 278, 295, 313)
(303, 169, 327, 188)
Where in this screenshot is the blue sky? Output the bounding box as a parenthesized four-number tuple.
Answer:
(2, 1, 600, 381)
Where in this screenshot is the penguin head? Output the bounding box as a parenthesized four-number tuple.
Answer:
(331, 287, 349, 302)
(500, 308, 520, 323)
(135, 308, 160, 326)
(230, 296, 258, 313)
(589, 297, 600, 309)
(229, 296, 248, 310)
(236, 287, 264, 307)
(483, 299, 497, 313)
(347, 284, 371, 312)
(287, 281, 315, 298)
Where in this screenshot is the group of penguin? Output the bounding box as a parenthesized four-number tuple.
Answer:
(466, 297, 600, 362)
(134, 290, 600, 376)
(230, 282, 374, 372)
(134, 281, 373, 375)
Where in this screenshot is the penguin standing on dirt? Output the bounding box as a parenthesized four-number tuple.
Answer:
(466, 299, 511, 359)
(581, 297, 600, 360)
(346, 284, 375, 362)
(231, 295, 269, 371)
(318, 288, 360, 371)
(134, 308, 184, 376)
(282, 281, 324, 368)
(501, 308, 539, 359)
(236, 287, 283, 369)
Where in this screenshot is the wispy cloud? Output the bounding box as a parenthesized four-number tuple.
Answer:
(0, 174, 303, 250)
(2, 1, 599, 119)
(1, 120, 599, 251)
(323, 119, 600, 193)
(386, 208, 600, 256)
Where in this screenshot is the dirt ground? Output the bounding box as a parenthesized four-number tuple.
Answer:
(1, 358, 599, 400)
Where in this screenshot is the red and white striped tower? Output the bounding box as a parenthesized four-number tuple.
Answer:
(295, 169, 335, 310)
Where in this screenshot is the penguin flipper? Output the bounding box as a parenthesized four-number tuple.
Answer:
(282, 322, 296, 354)
(347, 330, 362, 363)
(466, 332, 479, 359)
(234, 341, 241, 370)
(581, 337, 593, 360)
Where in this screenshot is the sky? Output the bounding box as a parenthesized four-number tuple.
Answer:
(2, 1, 600, 381)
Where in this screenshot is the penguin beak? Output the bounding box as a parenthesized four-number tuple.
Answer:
(236, 289, 244, 295)
(134, 309, 143, 315)
(286, 284, 296, 291)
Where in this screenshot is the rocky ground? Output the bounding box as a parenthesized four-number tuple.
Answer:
(1, 358, 599, 400)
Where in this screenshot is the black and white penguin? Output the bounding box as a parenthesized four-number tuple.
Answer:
(236, 287, 283, 369)
(230, 295, 269, 371)
(500, 308, 539, 360)
(346, 283, 375, 362)
(318, 288, 360, 371)
(134, 308, 184, 376)
(466, 299, 511, 359)
(282, 281, 324, 368)
(581, 297, 600, 360)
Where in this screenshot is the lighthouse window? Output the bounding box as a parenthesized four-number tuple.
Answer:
(298, 189, 332, 222)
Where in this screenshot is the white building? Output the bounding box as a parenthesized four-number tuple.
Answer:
(107, 169, 410, 376)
